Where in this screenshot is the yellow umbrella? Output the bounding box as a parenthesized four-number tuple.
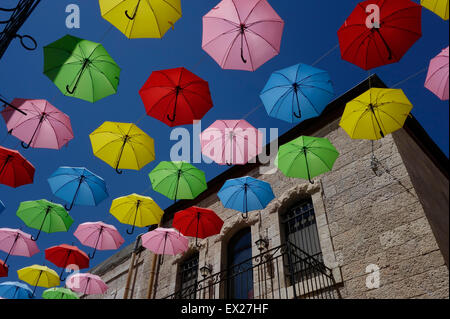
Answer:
(110, 193, 164, 235)
(17, 265, 60, 296)
(421, 0, 449, 20)
(99, 0, 182, 39)
(339, 88, 413, 140)
(89, 122, 155, 174)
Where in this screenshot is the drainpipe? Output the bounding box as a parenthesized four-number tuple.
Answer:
(146, 224, 159, 299)
(123, 233, 144, 299)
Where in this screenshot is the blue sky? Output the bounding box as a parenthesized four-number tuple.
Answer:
(0, 0, 448, 298)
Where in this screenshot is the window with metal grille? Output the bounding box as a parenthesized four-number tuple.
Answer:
(281, 197, 324, 282)
(178, 253, 199, 299)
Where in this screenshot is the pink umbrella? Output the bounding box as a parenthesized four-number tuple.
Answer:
(202, 0, 284, 71)
(73, 222, 124, 260)
(425, 47, 449, 101)
(1, 99, 74, 149)
(200, 119, 263, 166)
(0, 228, 39, 266)
(66, 272, 108, 295)
(141, 228, 188, 265)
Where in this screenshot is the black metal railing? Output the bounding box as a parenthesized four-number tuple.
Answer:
(0, 0, 40, 60)
(164, 241, 341, 300)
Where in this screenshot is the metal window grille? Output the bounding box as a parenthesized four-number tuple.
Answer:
(178, 253, 199, 299)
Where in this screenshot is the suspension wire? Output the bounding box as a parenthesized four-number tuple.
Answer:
(391, 67, 428, 88)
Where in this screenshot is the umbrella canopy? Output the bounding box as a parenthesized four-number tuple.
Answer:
(16, 199, 74, 241)
(0, 259, 7, 277)
(139, 67, 213, 127)
(202, 0, 284, 71)
(66, 273, 108, 295)
(338, 0, 422, 70)
(218, 176, 275, 218)
(200, 120, 263, 166)
(99, 0, 182, 39)
(339, 88, 413, 140)
(0, 146, 35, 188)
(74, 222, 125, 259)
(110, 193, 164, 235)
(149, 161, 207, 202)
(17, 265, 60, 296)
(47, 166, 109, 211)
(43, 35, 121, 103)
(89, 121, 155, 174)
(173, 206, 224, 246)
(0, 200, 4, 214)
(42, 287, 79, 299)
(0, 228, 39, 265)
(1, 99, 74, 149)
(425, 46, 449, 101)
(0, 281, 33, 299)
(141, 228, 188, 264)
(276, 136, 340, 183)
(260, 64, 335, 124)
(45, 244, 90, 280)
(421, 0, 449, 20)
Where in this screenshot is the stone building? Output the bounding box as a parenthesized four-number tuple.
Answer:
(86, 75, 449, 300)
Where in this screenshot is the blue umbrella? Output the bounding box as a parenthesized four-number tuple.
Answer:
(47, 167, 109, 211)
(260, 63, 334, 124)
(0, 201, 4, 215)
(0, 281, 34, 299)
(218, 176, 275, 219)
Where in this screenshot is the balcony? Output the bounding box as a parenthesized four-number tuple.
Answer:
(164, 241, 341, 300)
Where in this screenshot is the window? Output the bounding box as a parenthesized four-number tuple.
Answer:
(178, 253, 199, 299)
(227, 227, 254, 299)
(280, 197, 324, 282)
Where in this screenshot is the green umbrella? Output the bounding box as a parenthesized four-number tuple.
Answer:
(149, 161, 207, 202)
(43, 34, 121, 103)
(42, 287, 79, 299)
(276, 136, 339, 184)
(16, 199, 74, 241)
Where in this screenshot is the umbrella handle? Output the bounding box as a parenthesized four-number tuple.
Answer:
(226, 162, 233, 166)
(293, 111, 302, 119)
(21, 141, 31, 149)
(126, 225, 136, 235)
(167, 113, 176, 122)
(242, 212, 249, 220)
(88, 248, 97, 260)
(31, 229, 42, 241)
(15, 34, 37, 51)
(64, 202, 74, 211)
(115, 167, 123, 175)
(66, 85, 76, 95)
(125, 9, 137, 20)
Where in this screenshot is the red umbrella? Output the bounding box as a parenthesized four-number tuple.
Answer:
(139, 67, 213, 127)
(0, 146, 35, 188)
(45, 244, 90, 280)
(338, 0, 422, 70)
(173, 206, 224, 247)
(0, 259, 8, 278)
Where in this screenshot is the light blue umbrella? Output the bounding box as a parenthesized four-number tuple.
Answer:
(0, 201, 4, 215)
(218, 176, 275, 219)
(47, 167, 108, 211)
(0, 281, 34, 299)
(260, 63, 334, 124)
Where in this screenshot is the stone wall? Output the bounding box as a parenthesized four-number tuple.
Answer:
(89, 118, 449, 299)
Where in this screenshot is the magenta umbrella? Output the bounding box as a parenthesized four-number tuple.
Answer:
(425, 47, 449, 101)
(66, 272, 108, 295)
(141, 228, 188, 265)
(73, 222, 124, 260)
(202, 0, 284, 71)
(0, 228, 39, 266)
(200, 119, 263, 166)
(1, 99, 74, 149)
